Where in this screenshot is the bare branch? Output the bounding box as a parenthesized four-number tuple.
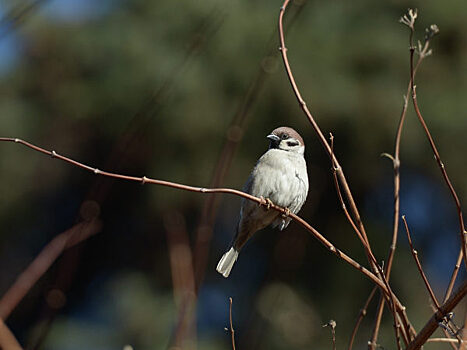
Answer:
(405, 11, 467, 270)
(348, 287, 376, 350)
(0, 319, 23, 350)
(369, 30, 431, 349)
(406, 279, 467, 350)
(0, 137, 399, 300)
(278, 0, 371, 250)
(229, 297, 236, 350)
(402, 216, 439, 308)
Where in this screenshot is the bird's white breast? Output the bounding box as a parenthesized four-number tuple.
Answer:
(249, 148, 308, 211)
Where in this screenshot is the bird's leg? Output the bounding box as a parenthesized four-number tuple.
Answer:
(282, 207, 291, 218)
(259, 196, 274, 210)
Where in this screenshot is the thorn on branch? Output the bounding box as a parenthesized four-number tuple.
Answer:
(51, 150, 57, 158)
(141, 176, 148, 185)
(94, 168, 101, 174)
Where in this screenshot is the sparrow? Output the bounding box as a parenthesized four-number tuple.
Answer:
(216, 126, 309, 277)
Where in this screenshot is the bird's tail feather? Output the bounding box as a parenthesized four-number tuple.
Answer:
(216, 247, 239, 278)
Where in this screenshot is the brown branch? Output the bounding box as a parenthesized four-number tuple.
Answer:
(426, 338, 462, 344)
(405, 13, 467, 270)
(277, 8, 414, 337)
(402, 216, 439, 309)
(370, 41, 429, 350)
(323, 320, 337, 350)
(444, 249, 463, 303)
(331, 134, 405, 349)
(348, 286, 377, 350)
(277, 0, 370, 249)
(406, 279, 467, 350)
(428, 305, 459, 350)
(460, 308, 467, 350)
(0, 319, 23, 350)
(229, 297, 236, 350)
(277, 2, 419, 341)
(0, 220, 102, 320)
(0, 137, 398, 298)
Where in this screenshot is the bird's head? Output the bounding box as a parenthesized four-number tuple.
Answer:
(267, 126, 305, 155)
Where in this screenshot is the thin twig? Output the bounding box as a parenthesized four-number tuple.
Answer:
(444, 249, 463, 302)
(277, 6, 414, 337)
(229, 297, 236, 350)
(405, 11, 467, 270)
(279, 1, 417, 340)
(426, 338, 462, 344)
(278, 0, 370, 249)
(402, 216, 439, 308)
(323, 320, 337, 350)
(369, 39, 429, 350)
(348, 287, 377, 350)
(406, 279, 467, 350)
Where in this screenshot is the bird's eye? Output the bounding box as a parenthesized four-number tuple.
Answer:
(287, 141, 299, 147)
(281, 134, 289, 140)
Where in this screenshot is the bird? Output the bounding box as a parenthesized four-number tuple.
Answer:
(216, 126, 309, 278)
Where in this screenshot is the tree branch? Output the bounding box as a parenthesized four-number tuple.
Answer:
(406, 279, 467, 350)
(0, 137, 396, 298)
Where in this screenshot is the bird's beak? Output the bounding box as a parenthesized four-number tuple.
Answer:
(267, 134, 280, 142)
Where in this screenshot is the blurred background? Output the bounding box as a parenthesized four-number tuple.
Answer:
(0, 0, 466, 349)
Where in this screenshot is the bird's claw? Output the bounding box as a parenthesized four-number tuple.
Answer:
(259, 196, 274, 210)
(282, 207, 291, 218)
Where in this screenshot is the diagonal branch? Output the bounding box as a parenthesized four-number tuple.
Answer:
(406, 279, 467, 350)
(402, 216, 439, 308)
(0, 137, 398, 299)
(0, 319, 23, 350)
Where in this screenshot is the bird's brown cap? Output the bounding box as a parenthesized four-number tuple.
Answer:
(270, 126, 304, 146)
